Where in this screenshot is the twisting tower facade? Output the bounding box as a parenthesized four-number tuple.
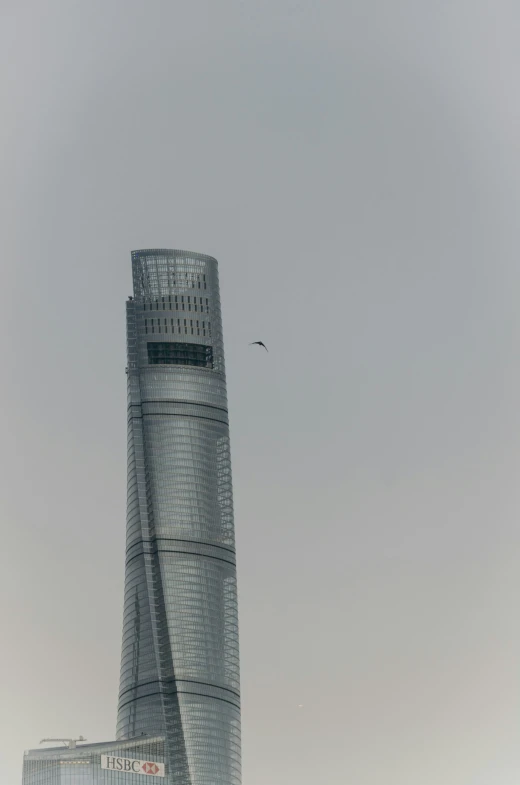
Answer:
(117, 250, 241, 785)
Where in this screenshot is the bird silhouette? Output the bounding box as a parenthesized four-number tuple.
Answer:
(250, 341, 268, 351)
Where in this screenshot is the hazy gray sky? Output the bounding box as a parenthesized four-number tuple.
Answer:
(2, 1, 520, 783)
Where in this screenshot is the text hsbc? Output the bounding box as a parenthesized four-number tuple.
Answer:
(104, 757, 140, 772)
(100, 755, 164, 776)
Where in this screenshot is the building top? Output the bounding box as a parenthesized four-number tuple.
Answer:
(130, 249, 219, 301)
(24, 736, 165, 759)
(131, 249, 217, 263)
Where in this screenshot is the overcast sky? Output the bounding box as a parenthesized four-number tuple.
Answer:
(2, 1, 520, 784)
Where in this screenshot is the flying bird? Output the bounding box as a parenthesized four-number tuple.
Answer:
(250, 341, 268, 351)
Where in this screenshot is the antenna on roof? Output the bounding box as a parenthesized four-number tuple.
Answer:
(39, 737, 86, 750)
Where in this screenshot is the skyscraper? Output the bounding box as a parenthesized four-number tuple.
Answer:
(117, 250, 241, 784)
(22, 250, 241, 785)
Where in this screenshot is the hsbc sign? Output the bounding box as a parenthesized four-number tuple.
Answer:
(101, 755, 165, 777)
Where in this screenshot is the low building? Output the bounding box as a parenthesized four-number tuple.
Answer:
(23, 736, 167, 783)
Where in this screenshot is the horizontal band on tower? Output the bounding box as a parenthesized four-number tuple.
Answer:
(125, 548, 236, 568)
(126, 537, 236, 556)
(119, 678, 240, 701)
(128, 412, 228, 426)
(135, 399, 228, 414)
(118, 690, 241, 712)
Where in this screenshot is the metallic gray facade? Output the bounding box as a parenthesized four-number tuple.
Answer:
(23, 738, 167, 785)
(116, 251, 241, 784)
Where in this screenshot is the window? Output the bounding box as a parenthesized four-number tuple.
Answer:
(148, 342, 213, 368)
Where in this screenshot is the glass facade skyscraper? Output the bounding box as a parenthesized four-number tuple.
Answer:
(117, 250, 241, 784)
(22, 250, 241, 785)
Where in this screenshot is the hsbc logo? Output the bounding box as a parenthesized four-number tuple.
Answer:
(101, 755, 165, 777)
(142, 762, 161, 775)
